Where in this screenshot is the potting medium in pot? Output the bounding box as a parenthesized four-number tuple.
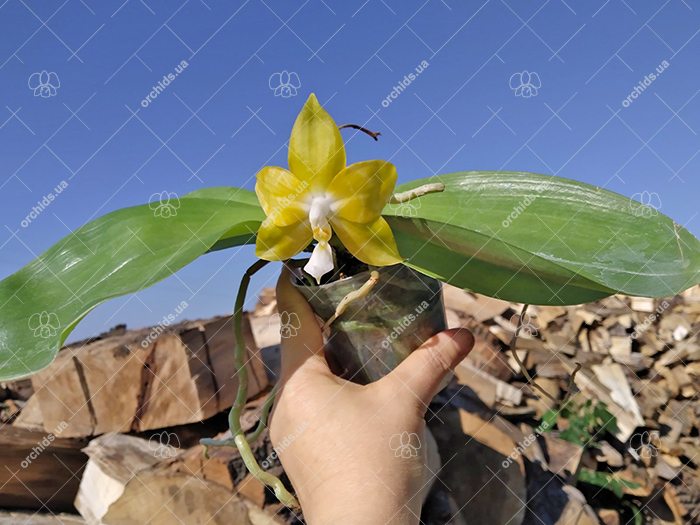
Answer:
(294, 264, 446, 385)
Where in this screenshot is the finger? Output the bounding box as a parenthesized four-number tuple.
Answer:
(380, 328, 474, 410)
(276, 265, 327, 383)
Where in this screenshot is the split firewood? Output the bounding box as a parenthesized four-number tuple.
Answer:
(538, 432, 584, 483)
(659, 400, 696, 438)
(453, 360, 522, 408)
(75, 433, 259, 525)
(0, 512, 86, 524)
(441, 284, 512, 323)
(572, 359, 645, 442)
(595, 441, 624, 468)
(597, 509, 620, 525)
(0, 425, 87, 513)
(16, 315, 267, 438)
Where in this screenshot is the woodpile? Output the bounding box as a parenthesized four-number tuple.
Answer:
(13, 315, 267, 437)
(439, 284, 700, 525)
(1, 284, 700, 524)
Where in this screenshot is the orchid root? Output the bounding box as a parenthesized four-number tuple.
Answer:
(509, 304, 581, 407)
(389, 182, 445, 204)
(199, 260, 300, 512)
(323, 270, 380, 329)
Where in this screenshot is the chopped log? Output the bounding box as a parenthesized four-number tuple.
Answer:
(639, 331, 666, 357)
(659, 400, 696, 437)
(595, 441, 624, 468)
(670, 470, 700, 523)
(0, 512, 86, 524)
(461, 334, 514, 381)
(616, 465, 654, 497)
(164, 395, 280, 508)
(523, 378, 559, 418)
(12, 394, 43, 431)
(539, 432, 583, 483)
(589, 326, 611, 354)
(609, 336, 631, 356)
(611, 352, 653, 372)
(17, 315, 267, 438)
(553, 485, 599, 525)
(665, 485, 689, 524)
(633, 380, 671, 420)
(0, 425, 87, 513)
(442, 285, 512, 323)
(75, 434, 254, 525)
(544, 333, 577, 356)
(249, 312, 282, 349)
(670, 366, 696, 398)
(2, 378, 33, 400)
(597, 508, 620, 525)
(660, 313, 692, 343)
(536, 305, 567, 326)
(454, 360, 522, 408)
(570, 359, 645, 441)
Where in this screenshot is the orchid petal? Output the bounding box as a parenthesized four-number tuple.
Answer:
(288, 93, 346, 193)
(330, 216, 403, 266)
(327, 160, 397, 224)
(304, 241, 334, 283)
(255, 166, 310, 226)
(255, 219, 312, 261)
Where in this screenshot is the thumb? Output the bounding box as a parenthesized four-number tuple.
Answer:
(380, 328, 474, 410)
(276, 265, 327, 384)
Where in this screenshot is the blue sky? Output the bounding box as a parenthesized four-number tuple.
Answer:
(1, 0, 699, 341)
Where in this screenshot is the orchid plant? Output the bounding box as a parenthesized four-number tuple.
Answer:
(1, 94, 699, 512)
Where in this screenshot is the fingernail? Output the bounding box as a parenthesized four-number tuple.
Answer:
(444, 328, 474, 354)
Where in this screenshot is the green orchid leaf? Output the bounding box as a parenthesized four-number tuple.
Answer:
(0, 188, 264, 380)
(385, 172, 700, 305)
(3, 171, 699, 380)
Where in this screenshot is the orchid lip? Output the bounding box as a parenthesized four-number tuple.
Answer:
(308, 194, 334, 231)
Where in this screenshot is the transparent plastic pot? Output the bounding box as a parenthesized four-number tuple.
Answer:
(294, 264, 447, 385)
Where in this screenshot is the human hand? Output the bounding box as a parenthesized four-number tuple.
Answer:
(269, 267, 474, 524)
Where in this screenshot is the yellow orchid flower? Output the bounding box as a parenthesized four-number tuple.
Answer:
(255, 93, 403, 283)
